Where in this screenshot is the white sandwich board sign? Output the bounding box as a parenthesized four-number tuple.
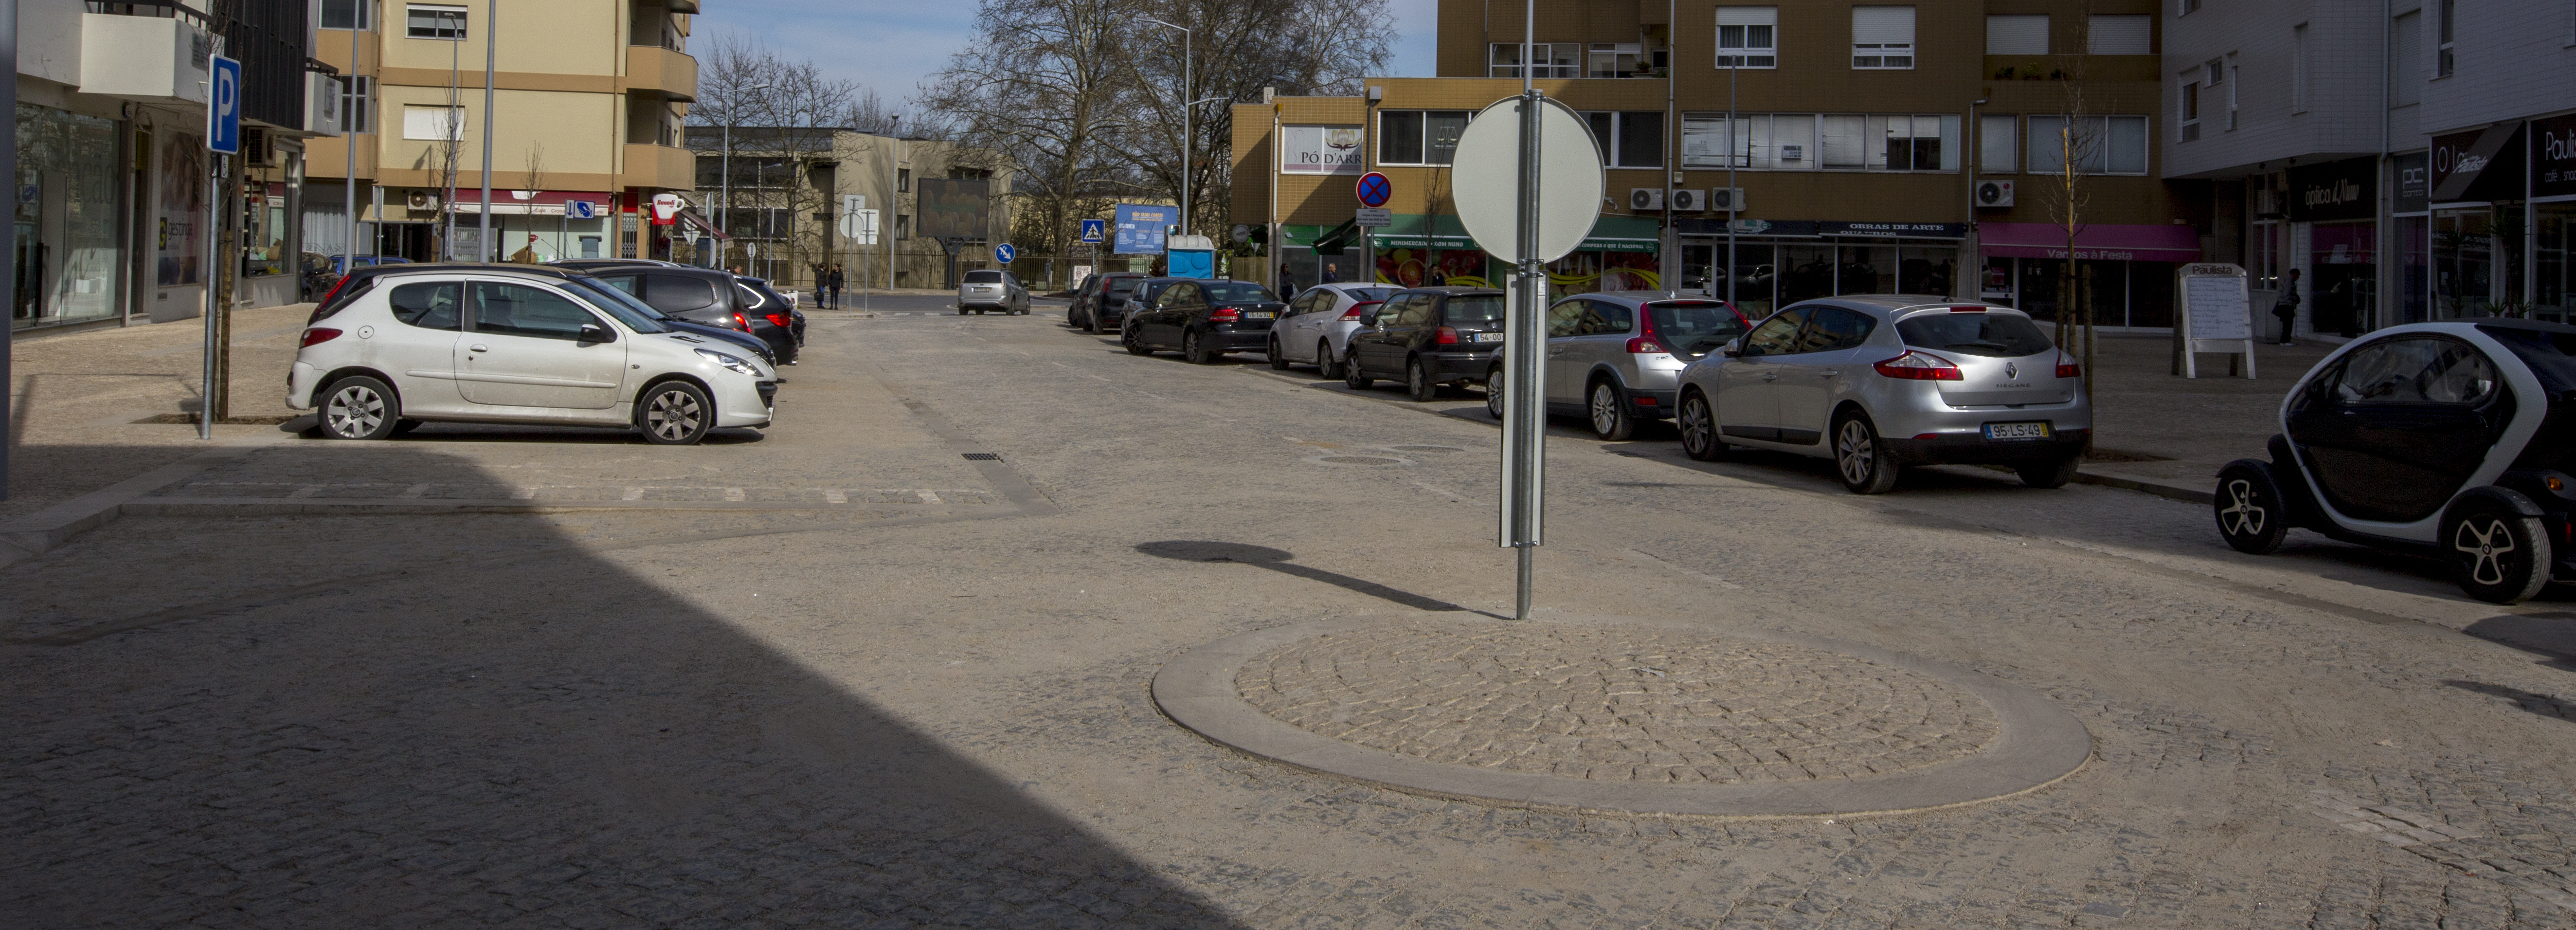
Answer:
(2176, 263, 2256, 379)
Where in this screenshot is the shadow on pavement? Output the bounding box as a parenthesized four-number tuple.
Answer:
(0, 442, 1239, 928)
(1135, 540, 1464, 613)
(2442, 680, 2576, 722)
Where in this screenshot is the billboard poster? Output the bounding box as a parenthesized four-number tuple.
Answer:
(156, 134, 206, 287)
(1279, 126, 1365, 174)
(916, 178, 990, 239)
(1114, 203, 1170, 255)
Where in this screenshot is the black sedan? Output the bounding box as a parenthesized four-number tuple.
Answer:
(1343, 287, 1505, 401)
(1069, 272, 1146, 333)
(2216, 320, 2576, 603)
(1122, 279, 1286, 364)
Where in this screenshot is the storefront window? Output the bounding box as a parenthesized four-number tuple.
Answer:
(2127, 262, 2174, 328)
(1711, 241, 1776, 316)
(1837, 243, 1894, 293)
(2433, 208, 2496, 318)
(2540, 204, 2574, 324)
(1779, 244, 1834, 305)
(1897, 245, 1955, 295)
(13, 104, 124, 329)
(2397, 215, 2430, 323)
(2308, 221, 2376, 335)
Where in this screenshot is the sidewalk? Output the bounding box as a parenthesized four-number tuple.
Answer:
(2075, 333, 2335, 503)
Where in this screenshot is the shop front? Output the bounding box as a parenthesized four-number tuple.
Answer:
(2429, 121, 2528, 319)
(2534, 113, 2576, 323)
(2289, 156, 2380, 336)
(1676, 220, 1964, 317)
(14, 103, 129, 331)
(1975, 221, 2199, 330)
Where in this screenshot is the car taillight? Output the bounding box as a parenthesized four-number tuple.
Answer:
(733, 311, 752, 331)
(766, 313, 792, 328)
(301, 328, 343, 347)
(1342, 300, 1382, 321)
(1209, 308, 1240, 323)
(1436, 326, 1459, 345)
(1625, 337, 1665, 353)
(308, 276, 349, 323)
(2056, 356, 2082, 378)
(1874, 350, 1963, 381)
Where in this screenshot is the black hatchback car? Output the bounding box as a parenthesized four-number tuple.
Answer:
(1070, 272, 1147, 333)
(582, 267, 799, 365)
(2216, 320, 2576, 603)
(1122, 279, 1286, 364)
(1343, 287, 1506, 401)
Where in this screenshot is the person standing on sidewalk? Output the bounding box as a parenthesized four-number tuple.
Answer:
(825, 265, 845, 309)
(2272, 269, 2302, 346)
(1277, 265, 1297, 300)
(1321, 262, 1340, 284)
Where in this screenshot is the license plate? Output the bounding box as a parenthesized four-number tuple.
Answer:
(1982, 421, 2053, 441)
(1241, 311, 1275, 320)
(1472, 331, 1502, 342)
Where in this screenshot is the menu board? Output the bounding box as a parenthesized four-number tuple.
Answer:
(2182, 268, 2250, 341)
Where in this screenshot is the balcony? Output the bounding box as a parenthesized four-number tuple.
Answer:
(77, 13, 211, 108)
(627, 45, 699, 102)
(624, 143, 697, 191)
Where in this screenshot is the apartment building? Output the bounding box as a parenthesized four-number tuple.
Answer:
(2166, 0, 2576, 337)
(304, 0, 703, 267)
(1235, 0, 2192, 328)
(683, 126, 1014, 291)
(13, 0, 329, 330)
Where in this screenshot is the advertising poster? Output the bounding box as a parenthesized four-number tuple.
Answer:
(1279, 126, 1365, 175)
(1114, 203, 1169, 255)
(156, 134, 206, 287)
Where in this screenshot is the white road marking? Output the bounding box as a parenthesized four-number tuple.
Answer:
(1621, 549, 1744, 589)
(397, 484, 432, 499)
(622, 487, 645, 501)
(287, 484, 320, 498)
(824, 489, 848, 504)
(918, 490, 942, 504)
(724, 488, 747, 502)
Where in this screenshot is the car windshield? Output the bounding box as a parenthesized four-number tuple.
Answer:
(1649, 301, 1748, 353)
(1896, 311, 2054, 357)
(564, 278, 673, 333)
(963, 270, 1003, 284)
(1202, 282, 1274, 303)
(1444, 294, 1506, 328)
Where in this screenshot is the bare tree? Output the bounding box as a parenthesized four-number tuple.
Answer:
(690, 35, 860, 285)
(2035, 60, 2102, 400)
(919, 0, 1134, 261)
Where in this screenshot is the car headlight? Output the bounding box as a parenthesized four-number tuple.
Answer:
(696, 348, 756, 375)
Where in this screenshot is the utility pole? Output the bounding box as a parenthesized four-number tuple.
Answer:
(342, 16, 362, 283)
(1, 0, 17, 492)
(889, 115, 901, 291)
(477, 0, 496, 263)
(1145, 18, 1191, 236)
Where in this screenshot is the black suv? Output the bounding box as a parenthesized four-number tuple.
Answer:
(1121, 279, 1287, 364)
(582, 267, 800, 365)
(1070, 272, 1146, 333)
(1343, 287, 1506, 401)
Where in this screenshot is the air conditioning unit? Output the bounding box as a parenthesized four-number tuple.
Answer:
(406, 191, 440, 211)
(1628, 188, 1663, 211)
(1707, 187, 1746, 211)
(1974, 180, 2015, 208)
(1668, 189, 1706, 212)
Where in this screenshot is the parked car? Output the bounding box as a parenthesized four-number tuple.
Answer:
(581, 267, 799, 365)
(1673, 296, 2091, 494)
(1343, 287, 1507, 401)
(957, 269, 1032, 315)
(1493, 291, 1750, 439)
(549, 258, 683, 272)
(328, 255, 414, 274)
(736, 277, 807, 348)
(1267, 283, 1396, 377)
(1121, 279, 1287, 363)
(1111, 278, 1187, 338)
(2213, 320, 2576, 603)
(1069, 272, 1146, 333)
(289, 266, 776, 445)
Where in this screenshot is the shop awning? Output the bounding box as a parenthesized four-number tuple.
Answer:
(1282, 214, 1668, 255)
(1578, 215, 1664, 253)
(1978, 222, 2200, 262)
(675, 208, 729, 239)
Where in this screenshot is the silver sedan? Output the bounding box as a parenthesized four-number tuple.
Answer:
(1673, 295, 2092, 494)
(957, 269, 1030, 315)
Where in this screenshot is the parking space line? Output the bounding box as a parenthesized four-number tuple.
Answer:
(621, 487, 644, 501)
(724, 488, 747, 502)
(824, 489, 847, 504)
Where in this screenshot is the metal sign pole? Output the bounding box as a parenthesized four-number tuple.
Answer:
(1, 0, 16, 489)
(1501, 0, 1546, 620)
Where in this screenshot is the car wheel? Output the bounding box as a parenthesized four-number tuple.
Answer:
(1832, 411, 1900, 494)
(1344, 351, 1374, 390)
(1485, 366, 1506, 420)
(956, 306, 969, 315)
(2017, 455, 2081, 489)
(2445, 493, 2554, 604)
(1407, 357, 1440, 401)
(1184, 329, 1215, 364)
(1679, 390, 1725, 461)
(638, 380, 715, 445)
(2213, 461, 2290, 555)
(1084, 310, 1101, 334)
(1124, 325, 1152, 356)
(1269, 337, 1290, 370)
(390, 418, 423, 438)
(318, 376, 399, 440)
(1317, 341, 1345, 379)
(1587, 380, 1635, 441)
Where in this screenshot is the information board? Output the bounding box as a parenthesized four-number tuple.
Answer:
(1113, 204, 1170, 255)
(2175, 263, 2255, 379)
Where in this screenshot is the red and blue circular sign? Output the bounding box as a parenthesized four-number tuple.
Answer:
(1355, 172, 1392, 208)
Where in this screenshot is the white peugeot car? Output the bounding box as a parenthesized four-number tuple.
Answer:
(288, 266, 776, 445)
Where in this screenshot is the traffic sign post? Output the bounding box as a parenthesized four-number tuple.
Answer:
(995, 243, 1016, 265)
(1450, 93, 1606, 620)
(1355, 171, 1392, 207)
(198, 53, 243, 439)
(1078, 219, 1106, 243)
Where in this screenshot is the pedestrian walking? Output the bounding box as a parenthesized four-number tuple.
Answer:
(825, 265, 845, 309)
(1278, 265, 1297, 300)
(2272, 268, 2302, 346)
(1428, 267, 1447, 286)
(1322, 262, 1340, 284)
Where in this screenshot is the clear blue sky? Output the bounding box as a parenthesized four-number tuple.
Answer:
(691, 0, 1439, 115)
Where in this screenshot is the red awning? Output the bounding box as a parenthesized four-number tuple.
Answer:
(1978, 222, 2200, 262)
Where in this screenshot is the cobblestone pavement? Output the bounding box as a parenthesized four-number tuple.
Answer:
(1236, 620, 1998, 784)
(8, 303, 2576, 927)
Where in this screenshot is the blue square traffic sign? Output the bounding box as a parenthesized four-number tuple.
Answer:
(1079, 219, 1107, 243)
(206, 55, 242, 155)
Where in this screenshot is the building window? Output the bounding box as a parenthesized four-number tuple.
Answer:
(401, 104, 461, 141)
(2293, 23, 2311, 110)
(2181, 0, 2201, 14)
(322, 0, 373, 30)
(1588, 43, 1650, 77)
(2436, 0, 2455, 76)
(2025, 115, 2150, 175)
(1379, 110, 1473, 165)
(1489, 42, 1581, 78)
(1681, 113, 1956, 171)
(897, 168, 910, 192)
(1851, 6, 1915, 69)
(2088, 15, 2151, 55)
(340, 76, 374, 133)
(1986, 15, 2047, 55)
(406, 4, 465, 39)
(2223, 55, 2239, 128)
(1979, 114, 2016, 173)
(2180, 82, 2200, 141)
(1717, 8, 1778, 68)
(2392, 12, 2422, 104)
(1582, 112, 1666, 168)
(895, 214, 911, 239)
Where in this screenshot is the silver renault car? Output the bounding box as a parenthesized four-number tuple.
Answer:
(1673, 295, 2091, 493)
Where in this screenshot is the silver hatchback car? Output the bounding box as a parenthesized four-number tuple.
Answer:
(957, 269, 1030, 315)
(1488, 291, 1753, 439)
(1674, 295, 2092, 493)
(1267, 283, 1396, 376)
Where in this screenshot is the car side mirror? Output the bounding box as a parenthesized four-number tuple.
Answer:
(578, 323, 614, 346)
(1359, 312, 1379, 327)
(1720, 337, 1744, 357)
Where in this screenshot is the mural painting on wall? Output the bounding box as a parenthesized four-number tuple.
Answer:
(1545, 252, 1661, 293)
(1374, 248, 1490, 288)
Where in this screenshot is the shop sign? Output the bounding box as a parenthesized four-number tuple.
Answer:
(2536, 113, 2576, 199)
(2288, 156, 2376, 222)
(1820, 221, 1965, 238)
(1279, 125, 1365, 175)
(2395, 151, 2429, 214)
(2430, 122, 2525, 202)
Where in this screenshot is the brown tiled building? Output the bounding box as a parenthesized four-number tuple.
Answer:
(1235, 0, 2199, 328)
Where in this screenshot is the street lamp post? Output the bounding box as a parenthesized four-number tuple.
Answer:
(1144, 18, 1193, 237)
(723, 81, 774, 271)
(477, 0, 496, 262)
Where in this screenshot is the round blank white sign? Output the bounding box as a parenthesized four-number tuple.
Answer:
(1449, 96, 1605, 264)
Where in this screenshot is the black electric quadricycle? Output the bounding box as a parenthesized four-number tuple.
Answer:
(2216, 320, 2576, 604)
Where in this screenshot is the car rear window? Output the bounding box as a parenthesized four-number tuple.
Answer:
(1349, 287, 1396, 302)
(1106, 277, 1140, 297)
(1202, 281, 1274, 303)
(1648, 300, 1747, 354)
(963, 270, 1003, 283)
(1897, 311, 2054, 358)
(1443, 294, 1506, 328)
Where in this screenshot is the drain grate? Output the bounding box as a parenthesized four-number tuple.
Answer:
(961, 453, 1002, 461)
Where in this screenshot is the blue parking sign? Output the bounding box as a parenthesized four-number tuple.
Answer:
(995, 243, 1016, 264)
(206, 55, 242, 155)
(1079, 219, 1106, 243)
